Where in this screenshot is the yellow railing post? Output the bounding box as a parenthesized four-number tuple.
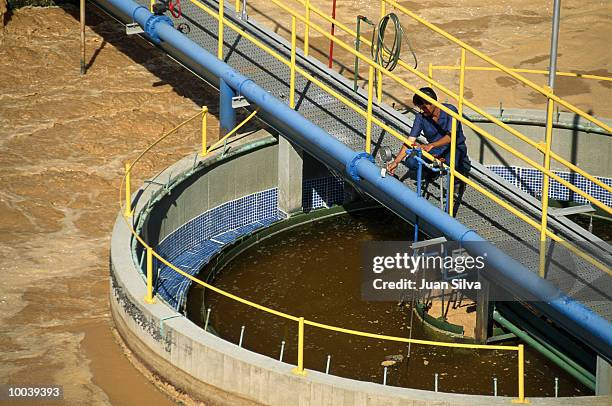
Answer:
(512, 344, 528, 403)
(448, 119, 457, 216)
(218, 0, 224, 59)
(200, 106, 208, 156)
(149, 0, 154, 12)
(124, 162, 133, 217)
(366, 66, 374, 154)
(292, 317, 307, 375)
(428, 62, 433, 82)
(304, 0, 310, 57)
(376, 0, 385, 103)
(458, 49, 466, 113)
(539, 94, 555, 278)
(235, 0, 239, 13)
(290, 16, 297, 109)
(446, 49, 466, 217)
(144, 247, 156, 304)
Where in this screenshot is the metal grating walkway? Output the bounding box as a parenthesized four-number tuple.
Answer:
(132, 0, 611, 323)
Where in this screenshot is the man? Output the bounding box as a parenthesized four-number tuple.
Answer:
(387, 87, 470, 215)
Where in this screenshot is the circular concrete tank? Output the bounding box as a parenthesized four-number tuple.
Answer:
(110, 126, 610, 405)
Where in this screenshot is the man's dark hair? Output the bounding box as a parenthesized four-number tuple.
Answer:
(412, 87, 438, 106)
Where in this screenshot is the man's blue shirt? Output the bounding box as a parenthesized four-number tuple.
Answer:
(409, 103, 466, 154)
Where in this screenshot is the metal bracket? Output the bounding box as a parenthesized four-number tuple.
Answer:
(550, 204, 595, 216)
(143, 178, 170, 194)
(237, 0, 248, 20)
(411, 236, 447, 249)
(232, 95, 250, 109)
(126, 22, 144, 35)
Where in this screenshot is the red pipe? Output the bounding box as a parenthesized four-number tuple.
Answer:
(328, 0, 337, 68)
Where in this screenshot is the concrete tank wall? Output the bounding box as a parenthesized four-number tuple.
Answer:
(142, 133, 279, 248)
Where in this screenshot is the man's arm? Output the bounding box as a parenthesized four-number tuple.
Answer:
(422, 104, 456, 152)
(387, 137, 416, 175)
(421, 134, 450, 152)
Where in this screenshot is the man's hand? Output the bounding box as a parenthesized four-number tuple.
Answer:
(386, 161, 399, 176)
(421, 143, 434, 153)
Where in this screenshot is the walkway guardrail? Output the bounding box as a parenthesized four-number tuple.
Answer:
(186, 0, 610, 275)
(428, 65, 612, 85)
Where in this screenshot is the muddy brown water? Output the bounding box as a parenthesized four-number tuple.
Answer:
(190, 209, 591, 397)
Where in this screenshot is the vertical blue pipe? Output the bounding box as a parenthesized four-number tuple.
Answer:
(413, 149, 422, 242)
(219, 78, 236, 135)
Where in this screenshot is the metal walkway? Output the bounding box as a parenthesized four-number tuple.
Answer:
(127, 0, 610, 339)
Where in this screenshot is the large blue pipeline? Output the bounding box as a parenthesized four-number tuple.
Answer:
(105, 0, 611, 362)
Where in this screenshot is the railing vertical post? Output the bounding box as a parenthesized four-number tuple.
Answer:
(459, 48, 466, 114)
(200, 106, 208, 156)
(428, 62, 433, 81)
(365, 65, 374, 154)
(149, 0, 154, 12)
(124, 162, 133, 217)
(235, 0, 240, 13)
(218, 0, 224, 59)
(376, 0, 385, 102)
(144, 247, 156, 304)
(512, 344, 526, 403)
(328, 0, 337, 68)
(539, 96, 554, 278)
(448, 118, 457, 216)
(240, 0, 247, 20)
(80, 0, 86, 75)
(292, 317, 307, 375)
(304, 0, 310, 57)
(279, 340, 286, 361)
(204, 307, 211, 331)
(354, 16, 363, 93)
(290, 16, 297, 109)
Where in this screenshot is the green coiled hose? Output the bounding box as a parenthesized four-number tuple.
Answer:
(371, 13, 418, 72)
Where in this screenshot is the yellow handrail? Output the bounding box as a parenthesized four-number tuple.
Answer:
(383, 0, 611, 133)
(430, 65, 612, 83)
(263, 0, 610, 214)
(294, 0, 612, 196)
(208, 108, 259, 152)
(183, 0, 610, 276)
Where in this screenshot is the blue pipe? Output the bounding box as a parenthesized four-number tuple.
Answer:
(219, 78, 236, 135)
(414, 149, 422, 242)
(105, 0, 612, 362)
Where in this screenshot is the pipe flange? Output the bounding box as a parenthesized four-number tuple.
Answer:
(346, 152, 374, 181)
(144, 15, 174, 43)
